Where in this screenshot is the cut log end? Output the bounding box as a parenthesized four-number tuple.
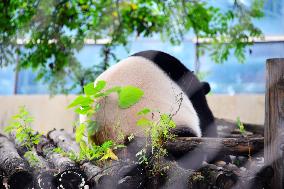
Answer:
(55, 168, 87, 189)
(7, 170, 33, 189)
(34, 171, 57, 189)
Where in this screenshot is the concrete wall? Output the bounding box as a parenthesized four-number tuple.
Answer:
(0, 95, 77, 133)
(0, 95, 265, 133)
(207, 95, 264, 125)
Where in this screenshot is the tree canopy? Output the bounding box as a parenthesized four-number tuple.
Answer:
(0, 0, 264, 94)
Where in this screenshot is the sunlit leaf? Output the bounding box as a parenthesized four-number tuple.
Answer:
(118, 86, 144, 109)
(137, 108, 151, 115)
(75, 123, 86, 143)
(136, 117, 151, 127)
(99, 148, 118, 161)
(68, 96, 92, 108)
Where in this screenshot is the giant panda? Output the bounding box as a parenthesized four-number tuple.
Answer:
(88, 50, 217, 145)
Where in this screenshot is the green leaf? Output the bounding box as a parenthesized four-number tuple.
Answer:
(99, 148, 118, 161)
(118, 86, 144, 109)
(83, 83, 96, 95)
(94, 86, 121, 98)
(80, 141, 88, 152)
(53, 147, 64, 154)
(86, 120, 99, 136)
(101, 140, 113, 149)
(104, 86, 121, 96)
(75, 123, 86, 143)
(236, 116, 246, 134)
(94, 80, 106, 92)
(84, 81, 107, 96)
(137, 108, 151, 115)
(84, 80, 106, 96)
(160, 114, 176, 128)
(136, 117, 151, 127)
(4, 125, 16, 133)
(68, 96, 92, 108)
(74, 105, 91, 114)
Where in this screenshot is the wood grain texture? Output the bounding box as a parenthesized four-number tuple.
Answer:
(165, 137, 263, 157)
(264, 58, 284, 189)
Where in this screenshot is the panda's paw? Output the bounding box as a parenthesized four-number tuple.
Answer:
(170, 126, 198, 137)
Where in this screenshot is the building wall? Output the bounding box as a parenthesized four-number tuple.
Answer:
(0, 95, 265, 133)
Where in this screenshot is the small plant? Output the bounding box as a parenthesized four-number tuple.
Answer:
(66, 80, 144, 163)
(236, 116, 246, 134)
(4, 106, 42, 168)
(73, 122, 124, 162)
(236, 116, 252, 160)
(136, 109, 177, 175)
(24, 151, 41, 168)
(135, 94, 183, 175)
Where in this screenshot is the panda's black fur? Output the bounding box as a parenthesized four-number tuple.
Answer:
(131, 50, 217, 137)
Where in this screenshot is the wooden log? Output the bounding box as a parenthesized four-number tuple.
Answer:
(215, 118, 264, 137)
(7, 132, 57, 188)
(165, 137, 264, 157)
(190, 164, 237, 189)
(21, 149, 57, 189)
(0, 169, 5, 189)
(264, 58, 284, 189)
(36, 136, 86, 188)
(55, 168, 86, 189)
(47, 129, 80, 153)
(0, 134, 33, 189)
(144, 156, 238, 189)
(36, 135, 77, 172)
(33, 171, 57, 189)
(47, 129, 104, 186)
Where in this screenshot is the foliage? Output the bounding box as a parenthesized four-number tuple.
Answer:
(134, 92, 183, 175)
(68, 80, 143, 116)
(4, 106, 41, 149)
(236, 116, 246, 134)
(135, 106, 179, 175)
(23, 150, 41, 168)
(4, 106, 42, 167)
(0, 0, 265, 94)
(65, 80, 143, 162)
(64, 122, 122, 162)
(118, 86, 144, 109)
(0, 0, 39, 66)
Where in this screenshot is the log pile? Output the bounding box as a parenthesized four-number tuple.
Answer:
(0, 118, 272, 189)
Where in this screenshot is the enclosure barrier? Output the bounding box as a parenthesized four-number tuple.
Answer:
(264, 58, 284, 189)
(1, 59, 284, 188)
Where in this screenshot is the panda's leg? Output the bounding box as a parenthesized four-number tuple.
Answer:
(170, 125, 198, 137)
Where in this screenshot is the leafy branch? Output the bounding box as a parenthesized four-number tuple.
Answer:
(135, 93, 183, 175)
(63, 80, 144, 163)
(4, 106, 43, 168)
(0, 0, 265, 94)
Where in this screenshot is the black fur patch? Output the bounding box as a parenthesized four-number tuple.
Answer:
(170, 126, 198, 137)
(131, 50, 217, 137)
(132, 50, 189, 82)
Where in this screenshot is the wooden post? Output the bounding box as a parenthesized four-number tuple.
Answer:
(264, 58, 284, 189)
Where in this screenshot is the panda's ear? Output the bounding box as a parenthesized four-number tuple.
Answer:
(202, 82, 211, 95)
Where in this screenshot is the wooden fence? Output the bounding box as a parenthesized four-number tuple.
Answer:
(264, 58, 284, 189)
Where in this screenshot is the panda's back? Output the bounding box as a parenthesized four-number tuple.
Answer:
(93, 56, 201, 141)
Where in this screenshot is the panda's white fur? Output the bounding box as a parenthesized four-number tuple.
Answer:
(82, 56, 201, 143)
